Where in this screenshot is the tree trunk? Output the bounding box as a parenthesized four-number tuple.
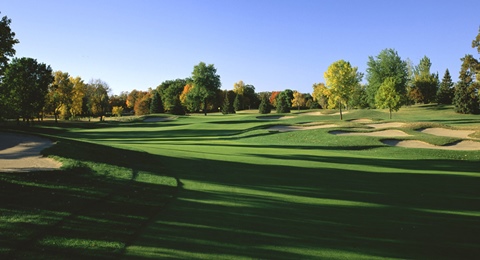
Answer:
(339, 100, 343, 120)
(389, 108, 392, 119)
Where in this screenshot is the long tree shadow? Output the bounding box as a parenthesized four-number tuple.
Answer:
(0, 138, 180, 259)
(2, 130, 479, 259)
(123, 153, 480, 259)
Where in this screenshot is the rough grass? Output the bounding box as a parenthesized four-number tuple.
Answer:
(1, 105, 480, 259)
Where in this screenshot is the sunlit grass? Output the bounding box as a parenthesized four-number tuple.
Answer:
(1, 105, 480, 259)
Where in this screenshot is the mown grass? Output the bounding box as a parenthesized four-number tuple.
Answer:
(1, 105, 480, 259)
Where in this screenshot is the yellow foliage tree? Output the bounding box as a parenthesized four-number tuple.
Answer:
(312, 83, 331, 109)
(291, 91, 306, 110)
(69, 76, 85, 118)
(233, 80, 245, 95)
(324, 60, 362, 119)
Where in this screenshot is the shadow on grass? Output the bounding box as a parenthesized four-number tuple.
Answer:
(1, 132, 479, 259)
(0, 139, 179, 259)
(122, 154, 480, 259)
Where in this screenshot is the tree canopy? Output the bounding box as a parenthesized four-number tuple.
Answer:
(324, 60, 362, 119)
(375, 77, 402, 119)
(1, 57, 53, 122)
(366, 49, 408, 107)
(188, 62, 221, 115)
(0, 13, 19, 76)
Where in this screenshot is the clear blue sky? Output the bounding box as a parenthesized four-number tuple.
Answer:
(2, 0, 479, 95)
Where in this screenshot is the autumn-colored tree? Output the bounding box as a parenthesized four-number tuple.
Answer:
(291, 91, 306, 110)
(86, 79, 111, 121)
(46, 71, 73, 121)
(134, 91, 151, 116)
(112, 106, 124, 117)
(126, 89, 140, 109)
(70, 76, 85, 118)
(312, 83, 330, 109)
(269, 91, 280, 107)
(324, 60, 363, 119)
(233, 80, 245, 95)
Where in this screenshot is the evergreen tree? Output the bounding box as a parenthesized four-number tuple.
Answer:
(276, 92, 291, 113)
(233, 94, 242, 112)
(258, 95, 271, 114)
(454, 55, 479, 114)
(150, 91, 164, 113)
(436, 69, 454, 104)
(221, 91, 230, 114)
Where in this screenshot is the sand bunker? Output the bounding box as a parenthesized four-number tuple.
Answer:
(0, 133, 61, 172)
(418, 128, 477, 139)
(268, 124, 337, 132)
(382, 139, 480, 151)
(367, 122, 407, 129)
(302, 111, 349, 116)
(351, 119, 373, 123)
(257, 116, 295, 120)
(330, 129, 411, 137)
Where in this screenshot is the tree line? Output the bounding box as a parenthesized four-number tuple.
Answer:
(1, 12, 479, 123)
(314, 28, 480, 118)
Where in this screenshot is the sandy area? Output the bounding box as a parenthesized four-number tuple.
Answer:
(351, 119, 373, 123)
(330, 129, 411, 137)
(418, 128, 477, 139)
(268, 124, 337, 132)
(366, 122, 407, 129)
(382, 139, 480, 151)
(302, 111, 349, 116)
(0, 132, 61, 172)
(257, 116, 295, 120)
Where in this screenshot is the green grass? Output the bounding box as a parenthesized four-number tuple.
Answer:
(1, 105, 480, 259)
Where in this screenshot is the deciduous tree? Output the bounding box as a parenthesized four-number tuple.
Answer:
(0, 13, 19, 76)
(366, 49, 408, 107)
(2, 57, 53, 123)
(188, 62, 221, 115)
(70, 76, 85, 118)
(312, 83, 330, 109)
(324, 60, 363, 119)
(409, 56, 439, 104)
(86, 79, 111, 120)
(375, 77, 402, 119)
(291, 91, 306, 110)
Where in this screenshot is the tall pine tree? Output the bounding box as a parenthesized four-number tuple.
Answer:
(436, 69, 454, 104)
(454, 55, 479, 114)
(150, 91, 164, 113)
